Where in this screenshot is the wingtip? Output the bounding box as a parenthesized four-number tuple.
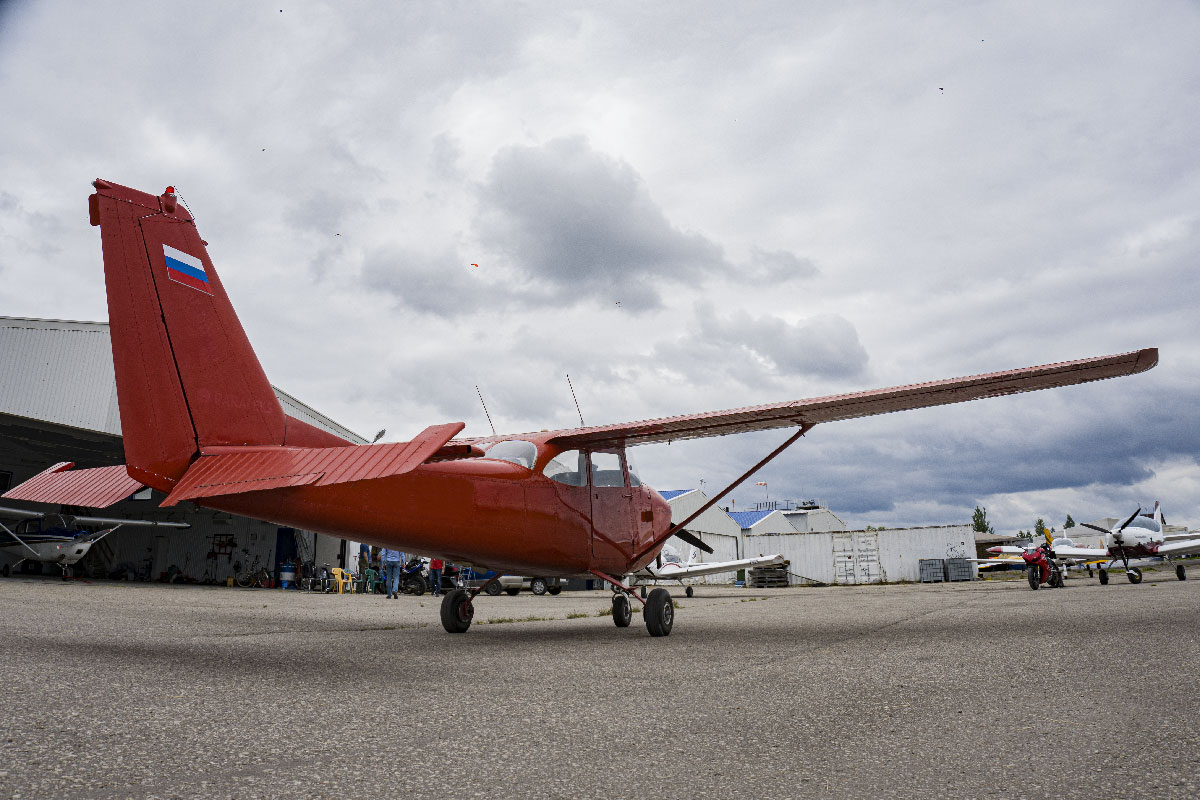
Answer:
(1134, 347, 1159, 374)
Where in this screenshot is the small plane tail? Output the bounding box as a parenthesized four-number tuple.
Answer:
(89, 181, 287, 490)
(687, 546, 700, 566)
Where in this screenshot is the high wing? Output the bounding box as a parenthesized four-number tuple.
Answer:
(642, 553, 786, 580)
(0, 504, 188, 528)
(545, 349, 1157, 449)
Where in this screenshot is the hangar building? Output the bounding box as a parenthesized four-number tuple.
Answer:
(0, 317, 365, 582)
(665, 489, 976, 585)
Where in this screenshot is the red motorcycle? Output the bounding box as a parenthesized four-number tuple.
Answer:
(1022, 543, 1065, 590)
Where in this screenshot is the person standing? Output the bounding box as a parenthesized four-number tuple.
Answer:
(381, 547, 403, 599)
(429, 557, 444, 596)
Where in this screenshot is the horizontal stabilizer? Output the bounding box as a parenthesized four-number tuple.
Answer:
(1, 463, 145, 508)
(161, 423, 465, 507)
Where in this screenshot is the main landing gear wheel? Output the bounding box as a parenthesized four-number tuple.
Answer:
(1027, 568, 1040, 591)
(530, 577, 548, 596)
(685, 586, 694, 598)
(1098, 569, 1109, 585)
(644, 588, 674, 637)
(612, 594, 632, 628)
(639, 585, 647, 599)
(484, 581, 503, 596)
(440, 589, 474, 633)
(1176, 565, 1187, 581)
(1127, 567, 1143, 585)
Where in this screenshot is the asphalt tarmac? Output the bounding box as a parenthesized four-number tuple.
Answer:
(1, 570, 1197, 799)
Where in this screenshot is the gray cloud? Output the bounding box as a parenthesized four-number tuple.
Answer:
(654, 303, 868, 385)
(747, 247, 819, 282)
(475, 136, 729, 310)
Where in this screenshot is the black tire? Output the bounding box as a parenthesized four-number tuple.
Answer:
(685, 586, 694, 598)
(612, 594, 632, 628)
(1, 563, 9, 577)
(1049, 570, 1063, 589)
(485, 581, 503, 596)
(235, 573, 252, 588)
(1176, 565, 1187, 581)
(639, 585, 647, 599)
(530, 577, 548, 596)
(1027, 567, 1040, 590)
(505, 587, 520, 596)
(645, 588, 674, 637)
(440, 589, 473, 634)
(547, 585, 562, 596)
(1099, 569, 1109, 585)
(403, 576, 426, 596)
(1127, 567, 1143, 585)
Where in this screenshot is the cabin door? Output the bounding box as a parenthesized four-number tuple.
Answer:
(588, 450, 635, 567)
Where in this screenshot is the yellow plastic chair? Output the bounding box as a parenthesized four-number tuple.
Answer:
(330, 567, 354, 594)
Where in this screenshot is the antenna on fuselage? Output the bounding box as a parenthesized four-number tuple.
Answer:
(476, 385, 497, 436)
(566, 373, 585, 426)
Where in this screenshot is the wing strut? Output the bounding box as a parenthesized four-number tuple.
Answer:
(633, 423, 816, 564)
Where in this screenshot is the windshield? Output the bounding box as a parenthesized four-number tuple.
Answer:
(1126, 517, 1161, 533)
(481, 440, 537, 469)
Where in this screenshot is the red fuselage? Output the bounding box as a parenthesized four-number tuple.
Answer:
(199, 434, 671, 577)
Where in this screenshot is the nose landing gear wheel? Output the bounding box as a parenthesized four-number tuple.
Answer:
(1098, 569, 1109, 585)
(645, 588, 674, 637)
(612, 593, 632, 628)
(1126, 567, 1143, 584)
(1176, 565, 1187, 581)
(440, 589, 474, 633)
(685, 586, 693, 598)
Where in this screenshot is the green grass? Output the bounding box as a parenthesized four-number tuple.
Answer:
(484, 615, 553, 625)
(566, 612, 590, 619)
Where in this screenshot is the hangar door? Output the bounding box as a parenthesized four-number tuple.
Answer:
(832, 532, 881, 584)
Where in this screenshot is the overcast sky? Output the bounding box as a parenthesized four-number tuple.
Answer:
(1, 1, 1197, 535)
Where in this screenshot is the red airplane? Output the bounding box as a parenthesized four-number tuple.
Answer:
(3, 180, 1158, 637)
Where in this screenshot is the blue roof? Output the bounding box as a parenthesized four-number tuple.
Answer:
(658, 489, 695, 501)
(728, 510, 777, 529)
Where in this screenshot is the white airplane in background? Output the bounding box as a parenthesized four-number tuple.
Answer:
(988, 503, 1199, 585)
(0, 505, 189, 578)
(629, 542, 786, 597)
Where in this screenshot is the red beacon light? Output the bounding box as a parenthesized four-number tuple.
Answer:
(162, 186, 178, 213)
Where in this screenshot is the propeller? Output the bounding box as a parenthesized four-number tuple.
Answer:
(1117, 507, 1142, 532)
(1080, 522, 1110, 534)
(673, 529, 714, 554)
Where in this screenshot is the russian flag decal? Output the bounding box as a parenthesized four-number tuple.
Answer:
(163, 244, 213, 295)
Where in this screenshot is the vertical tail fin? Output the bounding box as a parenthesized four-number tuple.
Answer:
(90, 180, 286, 490)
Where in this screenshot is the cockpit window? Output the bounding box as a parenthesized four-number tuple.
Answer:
(591, 451, 626, 488)
(625, 450, 642, 487)
(481, 440, 537, 469)
(543, 450, 585, 486)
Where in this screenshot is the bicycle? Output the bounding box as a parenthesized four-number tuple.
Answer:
(234, 553, 271, 588)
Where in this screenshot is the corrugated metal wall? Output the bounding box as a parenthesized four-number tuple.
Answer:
(0, 317, 365, 442)
(0, 319, 121, 434)
(745, 525, 975, 584)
